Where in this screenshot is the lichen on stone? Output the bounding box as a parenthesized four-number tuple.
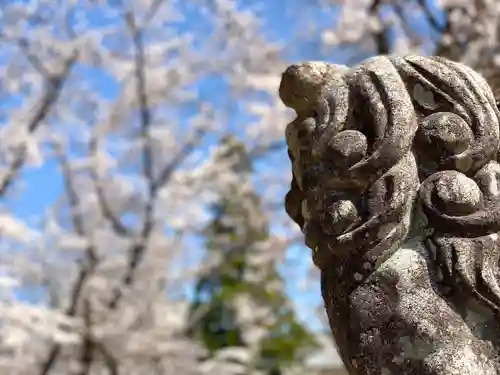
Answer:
(280, 55, 500, 374)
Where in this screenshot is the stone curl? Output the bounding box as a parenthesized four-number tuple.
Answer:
(280, 54, 500, 375)
(281, 55, 500, 303)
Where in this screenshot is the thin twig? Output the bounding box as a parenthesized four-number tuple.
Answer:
(89, 135, 133, 237)
(247, 140, 285, 161)
(153, 127, 207, 190)
(416, 0, 445, 34)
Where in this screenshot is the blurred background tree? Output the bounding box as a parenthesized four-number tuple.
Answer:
(0, 1, 498, 375)
(188, 135, 318, 374)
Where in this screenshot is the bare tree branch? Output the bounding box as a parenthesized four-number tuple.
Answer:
(103, 11, 154, 311)
(153, 127, 207, 190)
(415, 0, 445, 34)
(96, 342, 120, 375)
(77, 298, 96, 375)
(0, 50, 78, 198)
(77, 298, 120, 375)
(39, 147, 99, 375)
(430, 6, 464, 61)
(248, 140, 285, 161)
(142, 0, 167, 25)
(125, 10, 157, 239)
(107, 8, 206, 310)
(370, 0, 390, 55)
(89, 135, 133, 237)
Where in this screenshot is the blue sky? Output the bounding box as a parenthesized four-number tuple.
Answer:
(5, 0, 443, 331)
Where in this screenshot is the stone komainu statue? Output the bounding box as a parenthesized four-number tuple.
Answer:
(279, 56, 500, 375)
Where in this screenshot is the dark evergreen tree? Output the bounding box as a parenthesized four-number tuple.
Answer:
(188, 135, 318, 374)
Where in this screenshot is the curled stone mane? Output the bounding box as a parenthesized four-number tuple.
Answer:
(280, 55, 500, 374)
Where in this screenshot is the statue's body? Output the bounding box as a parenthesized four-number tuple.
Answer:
(279, 56, 500, 374)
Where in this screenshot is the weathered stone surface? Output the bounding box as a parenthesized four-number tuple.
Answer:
(279, 55, 500, 374)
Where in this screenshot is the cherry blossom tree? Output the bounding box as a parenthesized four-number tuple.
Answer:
(314, 0, 500, 83)
(1, 0, 498, 374)
(0, 1, 296, 374)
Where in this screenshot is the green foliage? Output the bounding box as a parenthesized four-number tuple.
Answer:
(188, 136, 318, 373)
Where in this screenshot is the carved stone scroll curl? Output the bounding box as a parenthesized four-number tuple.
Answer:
(280, 56, 500, 375)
